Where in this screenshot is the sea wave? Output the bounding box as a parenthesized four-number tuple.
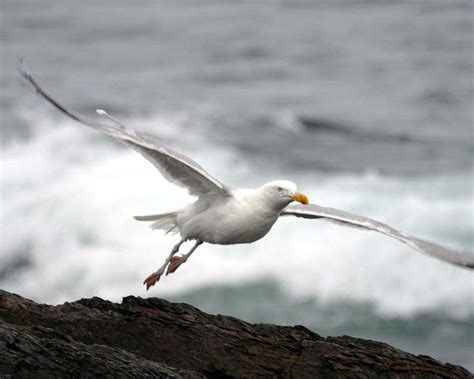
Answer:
(1, 112, 472, 320)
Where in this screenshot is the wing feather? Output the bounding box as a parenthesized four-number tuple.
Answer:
(281, 203, 474, 269)
(18, 63, 230, 197)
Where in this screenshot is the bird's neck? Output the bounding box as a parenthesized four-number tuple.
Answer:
(251, 188, 291, 214)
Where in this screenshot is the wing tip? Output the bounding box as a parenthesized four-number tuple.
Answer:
(17, 56, 36, 90)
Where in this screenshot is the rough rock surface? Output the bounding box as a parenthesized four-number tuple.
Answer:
(0, 290, 470, 378)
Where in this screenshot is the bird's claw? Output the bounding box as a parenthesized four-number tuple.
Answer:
(143, 272, 162, 290)
(166, 256, 185, 275)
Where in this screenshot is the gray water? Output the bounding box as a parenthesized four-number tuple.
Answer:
(1, 0, 473, 370)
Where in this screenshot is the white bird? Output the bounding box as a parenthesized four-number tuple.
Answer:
(18, 63, 474, 290)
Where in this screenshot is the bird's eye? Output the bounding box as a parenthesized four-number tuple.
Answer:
(277, 187, 283, 192)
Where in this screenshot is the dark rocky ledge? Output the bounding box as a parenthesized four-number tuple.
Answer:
(0, 290, 470, 378)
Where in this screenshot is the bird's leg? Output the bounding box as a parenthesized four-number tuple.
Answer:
(143, 239, 185, 290)
(166, 240, 203, 275)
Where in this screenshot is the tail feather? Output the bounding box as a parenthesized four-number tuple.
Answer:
(134, 214, 165, 221)
(133, 212, 179, 234)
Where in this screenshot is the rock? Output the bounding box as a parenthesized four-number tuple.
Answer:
(0, 290, 470, 378)
(0, 323, 203, 379)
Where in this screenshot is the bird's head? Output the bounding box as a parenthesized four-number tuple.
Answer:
(260, 180, 309, 209)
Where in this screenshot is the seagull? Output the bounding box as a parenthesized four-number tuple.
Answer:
(18, 63, 474, 290)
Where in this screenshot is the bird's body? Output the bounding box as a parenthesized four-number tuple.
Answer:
(18, 61, 474, 290)
(151, 183, 296, 245)
(180, 192, 275, 245)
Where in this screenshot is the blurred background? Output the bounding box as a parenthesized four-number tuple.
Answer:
(1, 0, 473, 369)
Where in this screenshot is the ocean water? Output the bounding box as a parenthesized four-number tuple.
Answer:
(1, 0, 473, 370)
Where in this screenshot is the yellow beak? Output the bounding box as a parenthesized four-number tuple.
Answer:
(290, 192, 309, 205)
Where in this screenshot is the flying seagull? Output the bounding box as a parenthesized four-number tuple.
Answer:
(18, 63, 474, 289)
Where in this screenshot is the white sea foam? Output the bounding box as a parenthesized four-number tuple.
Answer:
(0, 113, 472, 319)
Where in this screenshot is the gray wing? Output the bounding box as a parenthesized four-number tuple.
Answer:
(281, 203, 474, 269)
(18, 63, 231, 197)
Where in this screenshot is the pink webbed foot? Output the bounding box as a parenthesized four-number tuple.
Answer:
(143, 272, 162, 290)
(166, 255, 186, 275)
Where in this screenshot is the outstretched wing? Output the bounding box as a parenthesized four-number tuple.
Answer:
(281, 203, 474, 269)
(18, 63, 231, 197)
